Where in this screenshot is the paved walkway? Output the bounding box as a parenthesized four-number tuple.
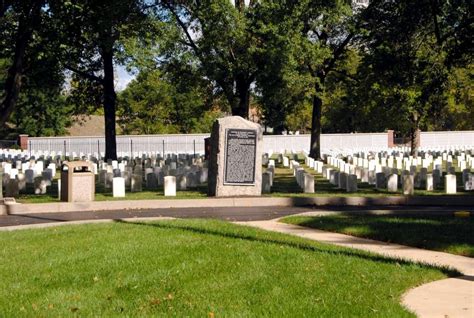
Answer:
(1, 205, 469, 227)
(238, 217, 474, 318)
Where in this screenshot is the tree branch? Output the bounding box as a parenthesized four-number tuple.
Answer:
(429, 0, 442, 46)
(323, 0, 383, 75)
(64, 64, 104, 83)
(162, 1, 201, 57)
(331, 69, 359, 82)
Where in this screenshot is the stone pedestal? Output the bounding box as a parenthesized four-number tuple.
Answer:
(208, 116, 263, 197)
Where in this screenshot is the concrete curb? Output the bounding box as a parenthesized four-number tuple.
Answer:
(0, 217, 176, 231)
(1, 195, 473, 215)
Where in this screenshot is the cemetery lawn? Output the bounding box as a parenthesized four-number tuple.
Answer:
(0, 219, 454, 316)
(281, 215, 474, 257)
(15, 183, 208, 204)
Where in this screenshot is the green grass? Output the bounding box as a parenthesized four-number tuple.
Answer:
(0, 219, 454, 316)
(281, 215, 474, 257)
(16, 181, 208, 204)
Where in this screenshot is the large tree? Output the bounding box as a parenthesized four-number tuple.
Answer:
(255, 0, 380, 159)
(118, 67, 223, 134)
(49, 0, 150, 160)
(156, 0, 262, 119)
(358, 0, 472, 154)
(0, 0, 45, 127)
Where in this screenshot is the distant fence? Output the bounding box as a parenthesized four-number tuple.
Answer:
(420, 131, 474, 148)
(26, 132, 388, 155)
(263, 133, 388, 153)
(27, 134, 209, 156)
(23, 130, 474, 155)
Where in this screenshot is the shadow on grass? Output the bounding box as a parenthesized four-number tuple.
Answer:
(287, 214, 474, 258)
(115, 219, 460, 277)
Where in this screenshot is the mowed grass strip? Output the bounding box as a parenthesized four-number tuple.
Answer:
(16, 182, 208, 204)
(281, 215, 474, 257)
(0, 219, 452, 316)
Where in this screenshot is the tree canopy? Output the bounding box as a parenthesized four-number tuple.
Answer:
(0, 0, 472, 157)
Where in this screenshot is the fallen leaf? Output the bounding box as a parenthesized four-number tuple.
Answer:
(150, 298, 161, 306)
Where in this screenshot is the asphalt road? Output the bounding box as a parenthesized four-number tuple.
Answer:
(1, 205, 472, 228)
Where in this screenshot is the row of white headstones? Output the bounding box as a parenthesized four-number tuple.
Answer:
(1, 146, 473, 198)
(263, 147, 474, 194)
(0, 149, 208, 198)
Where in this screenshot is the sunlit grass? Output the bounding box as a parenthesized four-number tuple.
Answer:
(0, 219, 453, 316)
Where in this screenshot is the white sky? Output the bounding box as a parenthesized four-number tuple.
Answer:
(115, 65, 135, 91)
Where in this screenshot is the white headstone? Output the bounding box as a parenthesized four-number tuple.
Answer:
(113, 177, 125, 197)
(403, 175, 414, 195)
(346, 174, 358, 192)
(303, 173, 315, 193)
(131, 174, 142, 192)
(164, 176, 176, 196)
(262, 172, 271, 194)
(426, 174, 434, 191)
(445, 174, 456, 194)
(387, 174, 398, 192)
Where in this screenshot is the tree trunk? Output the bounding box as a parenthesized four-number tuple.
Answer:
(409, 126, 420, 157)
(231, 76, 250, 119)
(309, 78, 324, 160)
(101, 47, 118, 160)
(0, 0, 43, 127)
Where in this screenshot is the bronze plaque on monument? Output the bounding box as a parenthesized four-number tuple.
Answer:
(224, 129, 257, 185)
